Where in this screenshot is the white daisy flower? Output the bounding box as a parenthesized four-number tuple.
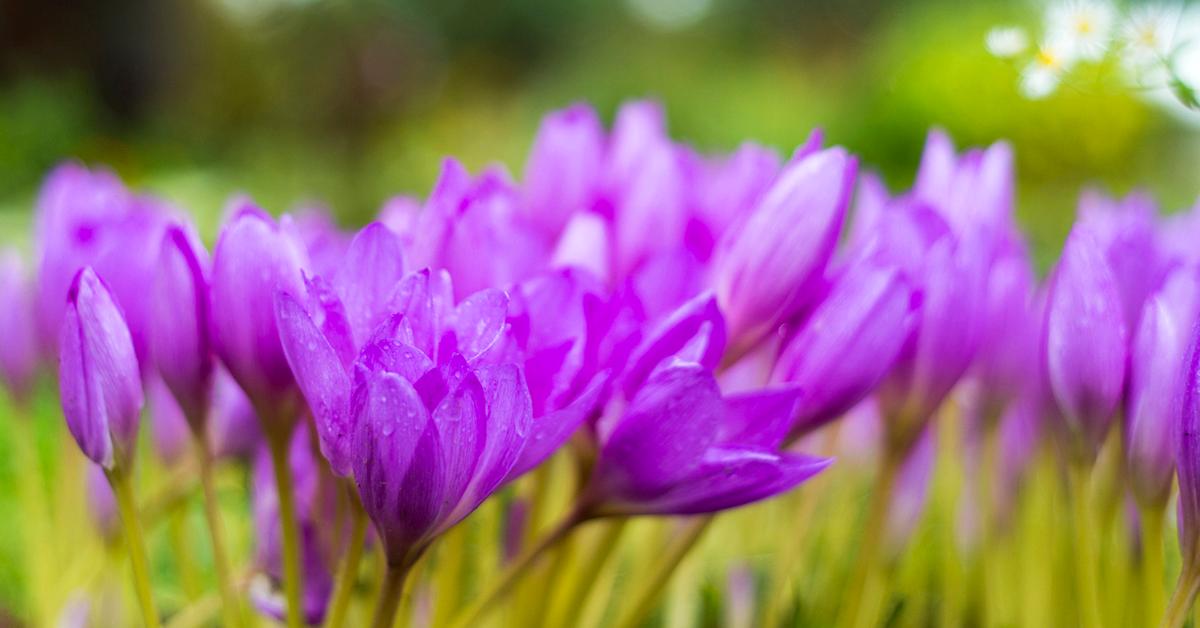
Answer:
(986, 26, 1030, 58)
(1122, 4, 1180, 77)
(1045, 0, 1117, 61)
(1020, 40, 1075, 98)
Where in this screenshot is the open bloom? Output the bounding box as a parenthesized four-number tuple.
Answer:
(582, 361, 830, 516)
(59, 267, 145, 470)
(1044, 224, 1128, 463)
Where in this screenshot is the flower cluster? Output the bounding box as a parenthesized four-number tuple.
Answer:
(987, 0, 1200, 108)
(4, 100, 1200, 627)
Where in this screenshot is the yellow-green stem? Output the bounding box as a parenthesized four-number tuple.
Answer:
(107, 469, 161, 628)
(834, 448, 902, 628)
(546, 517, 628, 627)
(978, 418, 1001, 628)
(451, 506, 586, 628)
(169, 506, 201, 599)
(1069, 463, 1102, 628)
(1162, 567, 1200, 628)
(267, 434, 304, 628)
(370, 564, 410, 628)
(1142, 505, 1166, 628)
(195, 435, 241, 627)
(324, 485, 368, 628)
(612, 515, 714, 628)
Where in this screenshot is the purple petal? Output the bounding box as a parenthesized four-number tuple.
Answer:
(715, 147, 856, 350)
(0, 250, 38, 398)
(211, 206, 309, 415)
(608, 447, 830, 516)
(776, 262, 918, 436)
(151, 224, 213, 428)
(598, 363, 723, 498)
(352, 371, 444, 563)
(453, 288, 509, 362)
(622, 292, 727, 398)
(718, 385, 804, 449)
(148, 373, 191, 467)
(523, 103, 605, 238)
(506, 373, 604, 482)
(334, 223, 407, 346)
(275, 290, 355, 477)
(430, 370, 488, 516)
(387, 269, 454, 360)
(301, 274, 356, 369)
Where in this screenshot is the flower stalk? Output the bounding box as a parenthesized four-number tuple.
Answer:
(107, 468, 161, 628)
(266, 430, 304, 628)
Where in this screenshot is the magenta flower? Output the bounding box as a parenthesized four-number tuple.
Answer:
(211, 203, 310, 432)
(582, 362, 830, 516)
(151, 223, 213, 430)
(772, 260, 919, 438)
(1044, 224, 1128, 463)
(1177, 314, 1200, 572)
(58, 267, 145, 470)
(1127, 268, 1200, 507)
(147, 374, 191, 468)
(974, 249, 1040, 411)
(0, 250, 38, 400)
(207, 367, 264, 463)
(714, 145, 857, 354)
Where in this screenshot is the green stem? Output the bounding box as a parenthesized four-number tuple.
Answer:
(1162, 567, 1200, 628)
(1142, 505, 1166, 628)
(107, 469, 162, 628)
(370, 564, 410, 628)
(267, 434, 304, 628)
(1069, 463, 1102, 628)
(451, 506, 586, 628)
(546, 517, 629, 627)
(612, 515, 715, 628)
(169, 507, 201, 599)
(324, 484, 368, 628)
(195, 435, 241, 627)
(835, 446, 903, 628)
(978, 417, 1001, 628)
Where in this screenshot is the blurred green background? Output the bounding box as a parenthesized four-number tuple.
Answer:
(1, 0, 1197, 268)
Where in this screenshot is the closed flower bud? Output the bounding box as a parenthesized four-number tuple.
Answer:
(211, 204, 309, 431)
(715, 146, 857, 354)
(1044, 224, 1128, 464)
(59, 267, 144, 470)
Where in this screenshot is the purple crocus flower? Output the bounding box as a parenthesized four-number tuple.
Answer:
(713, 145, 857, 356)
(1127, 268, 1200, 507)
(913, 130, 1016, 244)
(151, 223, 213, 430)
(1044, 224, 1128, 464)
(331, 222, 407, 347)
(772, 260, 918, 439)
(211, 203, 310, 433)
(581, 361, 830, 516)
(0, 250, 38, 400)
(59, 267, 145, 470)
(973, 248, 1039, 414)
(35, 164, 174, 366)
(869, 203, 988, 448)
(683, 142, 781, 262)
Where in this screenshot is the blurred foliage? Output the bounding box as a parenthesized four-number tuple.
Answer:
(2, 0, 1197, 271)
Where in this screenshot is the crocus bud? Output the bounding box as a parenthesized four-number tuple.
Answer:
(714, 146, 857, 353)
(0, 250, 38, 400)
(211, 204, 309, 432)
(974, 250, 1039, 412)
(59, 267, 144, 470)
(523, 103, 605, 238)
(772, 261, 918, 438)
(1126, 269, 1199, 507)
(1044, 224, 1128, 464)
(585, 362, 830, 516)
(1078, 190, 1168, 332)
(151, 224, 213, 430)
